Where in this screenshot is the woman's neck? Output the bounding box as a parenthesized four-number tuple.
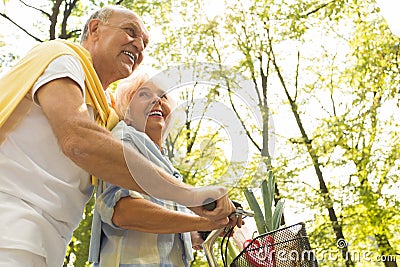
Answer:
(146, 131, 163, 152)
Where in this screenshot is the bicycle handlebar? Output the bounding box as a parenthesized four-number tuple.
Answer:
(202, 228, 226, 267)
(202, 198, 217, 211)
(200, 202, 254, 267)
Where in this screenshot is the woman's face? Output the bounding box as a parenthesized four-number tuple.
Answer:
(126, 80, 172, 140)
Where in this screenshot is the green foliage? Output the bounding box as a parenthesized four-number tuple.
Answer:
(0, 52, 17, 71)
(244, 171, 285, 234)
(64, 194, 95, 267)
(244, 188, 266, 234)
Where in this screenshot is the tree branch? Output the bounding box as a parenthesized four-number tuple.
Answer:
(0, 13, 43, 42)
(59, 0, 79, 39)
(301, 0, 337, 17)
(210, 27, 261, 152)
(19, 0, 50, 18)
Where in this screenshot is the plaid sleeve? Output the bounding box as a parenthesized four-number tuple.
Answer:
(96, 184, 145, 229)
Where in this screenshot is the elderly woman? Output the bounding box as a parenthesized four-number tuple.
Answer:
(89, 72, 227, 267)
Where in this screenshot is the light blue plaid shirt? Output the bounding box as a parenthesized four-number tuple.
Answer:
(89, 121, 193, 267)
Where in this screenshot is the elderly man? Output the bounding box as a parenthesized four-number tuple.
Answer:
(0, 5, 235, 267)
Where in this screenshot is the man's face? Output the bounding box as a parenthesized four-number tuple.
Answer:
(89, 10, 150, 86)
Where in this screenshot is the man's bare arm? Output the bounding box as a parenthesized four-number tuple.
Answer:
(36, 78, 235, 222)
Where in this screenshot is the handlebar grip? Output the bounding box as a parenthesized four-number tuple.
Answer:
(198, 231, 211, 241)
(203, 198, 217, 211)
(198, 198, 215, 241)
(198, 200, 243, 241)
(203, 199, 242, 211)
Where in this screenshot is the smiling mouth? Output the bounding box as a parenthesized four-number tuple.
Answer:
(122, 51, 135, 63)
(148, 110, 163, 117)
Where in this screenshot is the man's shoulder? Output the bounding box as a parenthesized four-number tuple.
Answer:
(29, 40, 90, 65)
(31, 39, 76, 55)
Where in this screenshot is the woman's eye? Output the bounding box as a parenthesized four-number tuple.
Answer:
(139, 92, 150, 97)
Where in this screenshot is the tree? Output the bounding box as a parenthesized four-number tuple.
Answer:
(146, 0, 399, 266)
(0, 0, 88, 42)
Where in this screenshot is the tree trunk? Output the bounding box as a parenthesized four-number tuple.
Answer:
(290, 100, 354, 267)
(269, 47, 354, 266)
(375, 233, 398, 267)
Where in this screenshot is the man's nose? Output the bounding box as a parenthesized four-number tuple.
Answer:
(132, 37, 145, 53)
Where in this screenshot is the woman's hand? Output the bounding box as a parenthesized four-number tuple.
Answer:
(190, 231, 204, 250)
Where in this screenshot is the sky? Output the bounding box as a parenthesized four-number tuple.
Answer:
(377, 0, 400, 37)
(0, 0, 225, 62)
(0, 1, 45, 72)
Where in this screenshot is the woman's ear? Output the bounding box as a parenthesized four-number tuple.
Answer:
(124, 108, 135, 126)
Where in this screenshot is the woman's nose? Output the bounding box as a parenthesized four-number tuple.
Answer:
(151, 97, 162, 105)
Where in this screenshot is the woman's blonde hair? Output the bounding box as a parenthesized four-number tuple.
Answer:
(114, 71, 150, 119)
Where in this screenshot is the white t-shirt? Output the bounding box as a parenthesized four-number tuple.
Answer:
(0, 55, 94, 266)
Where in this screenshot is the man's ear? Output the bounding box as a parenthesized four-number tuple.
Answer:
(88, 19, 101, 41)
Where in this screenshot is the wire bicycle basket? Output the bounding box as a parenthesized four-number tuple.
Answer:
(230, 222, 318, 267)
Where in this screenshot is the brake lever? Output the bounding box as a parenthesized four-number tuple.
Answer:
(198, 200, 253, 241)
(232, 207, 254, 218)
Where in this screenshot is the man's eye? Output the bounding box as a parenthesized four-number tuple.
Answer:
(125, 28, 136, 38)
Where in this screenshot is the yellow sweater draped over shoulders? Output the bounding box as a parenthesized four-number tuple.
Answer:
(0, 39, 118, 130)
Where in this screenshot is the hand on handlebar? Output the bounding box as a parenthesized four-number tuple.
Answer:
(227, 210, 244, 229)
(226, 200, 246, 229)
(203, 196, 238, 225)
(197, 199, 248, 243)
(188, 187, 236, 224)
(190, 231, 205, 250)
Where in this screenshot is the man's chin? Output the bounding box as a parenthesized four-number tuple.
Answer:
(119, 67, 134, 79)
